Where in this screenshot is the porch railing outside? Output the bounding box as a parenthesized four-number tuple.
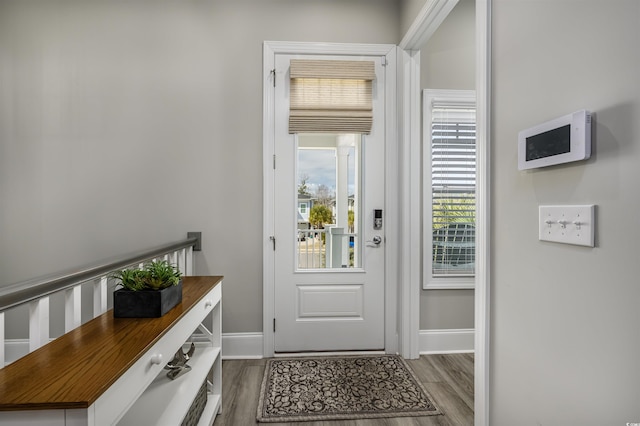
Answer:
(297, 228, 357, 269)
(0, 233, 200, 367)
(297, 229, 326, 269)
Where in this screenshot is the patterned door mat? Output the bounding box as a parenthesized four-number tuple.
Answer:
(256, 355, 442, 422)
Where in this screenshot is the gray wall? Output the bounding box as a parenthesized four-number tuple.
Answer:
(420, 0, 475, 90)
(419, 0, 475, 330)
(0, 0, 400, 335)
(400, 0, 428, 36)
(491, 0, 640, 424)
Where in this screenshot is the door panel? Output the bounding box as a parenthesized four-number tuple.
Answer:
(297, 284, 363, 318)
(273, 53, 385, 352)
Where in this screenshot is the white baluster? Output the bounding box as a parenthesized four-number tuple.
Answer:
(178, 248, 186, 275)
(29, 297, 50, 352)
(163, 254, 169, 262)
(65, 285, 82, 332)
(0, 311, 5, 367)
(186, 246, 194, 276)
(94, 276, 108, 317)
(169, 250, 177, 267)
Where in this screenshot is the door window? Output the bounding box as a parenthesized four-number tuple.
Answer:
(296, 134, 362, 270)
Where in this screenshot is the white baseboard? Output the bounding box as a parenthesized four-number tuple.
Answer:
(419, 329, 474, 354)
(221, 330, 474, 358)
(222, 332, 263, 359)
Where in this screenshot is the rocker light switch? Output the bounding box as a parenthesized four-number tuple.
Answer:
(539, 205, 595, 247)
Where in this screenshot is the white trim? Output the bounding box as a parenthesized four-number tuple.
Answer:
(398, 48, 421, 359)
(29, 297, 49, 352)
(423, 282, 475, 290)
(263, 41, 397, 56)
(263, 41, 398, 359)
(419, 329, 475, 354)
(384, 47, 399, 356)
(262, 41, 277, 359)
(400, 0, 460, 50)
(398, 1, 468, 361)
(475, 2, 492, 426)
(222, 333, 264, 360)
(400, 1, 492, 425)
(423, 89, 476, 108)
(398, 0, 463, 363)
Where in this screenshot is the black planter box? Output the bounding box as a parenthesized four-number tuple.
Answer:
(113, 281, 183, 318)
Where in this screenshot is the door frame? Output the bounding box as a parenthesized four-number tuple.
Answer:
(263, 41, 398, 357)
(399, 1, 491, 425)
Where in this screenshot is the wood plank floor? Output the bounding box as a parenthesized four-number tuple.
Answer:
(213, 354, 474, 426)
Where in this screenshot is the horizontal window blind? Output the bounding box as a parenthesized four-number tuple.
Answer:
(431, 105, 476, 276)
(289, 59, 375, 134)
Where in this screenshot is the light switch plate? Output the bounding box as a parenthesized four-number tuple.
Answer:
(539, 205, 595, 247)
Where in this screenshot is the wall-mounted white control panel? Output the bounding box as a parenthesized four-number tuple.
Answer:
(518, 110, 591, 170)
(539, 205, 595, 247)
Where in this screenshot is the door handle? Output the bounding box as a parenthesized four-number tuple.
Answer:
(366, 236, 382, 247)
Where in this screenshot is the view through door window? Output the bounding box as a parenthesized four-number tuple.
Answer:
(296, 134, 361, 270)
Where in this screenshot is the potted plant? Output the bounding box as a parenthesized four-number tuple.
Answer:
(111, 260, 183, 318)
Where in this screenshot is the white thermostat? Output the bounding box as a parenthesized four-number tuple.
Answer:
(518, 109, 592, 170)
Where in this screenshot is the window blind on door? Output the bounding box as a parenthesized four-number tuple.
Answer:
(289, 59, 375, 134)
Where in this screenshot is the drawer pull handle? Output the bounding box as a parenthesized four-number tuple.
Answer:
(150, 354, 163, 365)
(205, 300, 213, 308)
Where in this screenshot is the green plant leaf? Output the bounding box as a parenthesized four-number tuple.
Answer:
(111, 260, 182, 291)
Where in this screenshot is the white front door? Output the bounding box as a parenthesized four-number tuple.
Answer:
(272, 53, 387, 352)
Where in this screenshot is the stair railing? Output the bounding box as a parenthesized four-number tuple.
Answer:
(0, 233, 201, 366)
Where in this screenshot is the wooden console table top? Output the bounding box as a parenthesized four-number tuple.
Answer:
(0, 276, 223, 411)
